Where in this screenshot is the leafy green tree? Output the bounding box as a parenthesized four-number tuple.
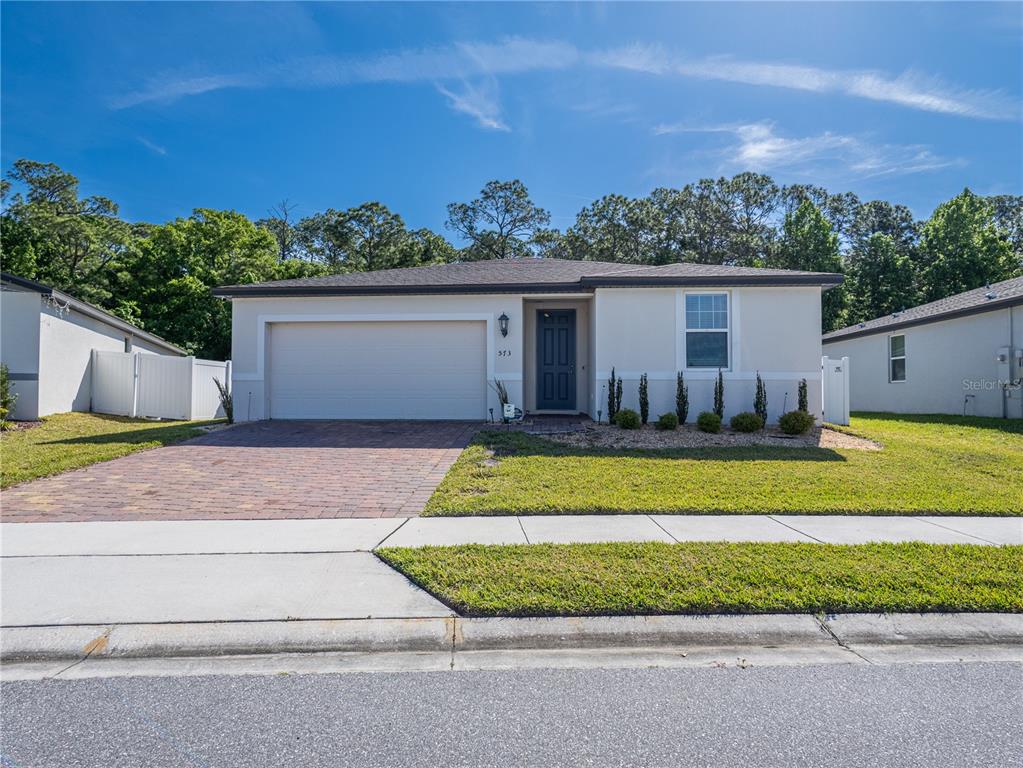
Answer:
(845, 233, 918, 324)
(1, 160, 131, 304)
(127, 209, 279, 359)
(446, 180, 550, 260)
(987, 194, 1023, 271)
(398, 227, 457, 267)
(773, 200, 846, 331)
(565, 194, 654, 263)
(917, 189, 1016, 302)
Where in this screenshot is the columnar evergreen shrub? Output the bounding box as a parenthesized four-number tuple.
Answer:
(675, 371, 689, 425)
(754, 372, 767, 426)
(615, 376, 623, 417)
(638, 373, 649, 425)
(798, 378, 809, 413)
(713, 369, 724, 418)
(607, 368, 620, 422)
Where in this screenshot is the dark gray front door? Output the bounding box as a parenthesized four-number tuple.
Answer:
(536, 309, 576, 410)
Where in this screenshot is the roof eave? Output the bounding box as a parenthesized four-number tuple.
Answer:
(2, 272, 186, 356)
(582, 274, 844, 289)
(214, 273, 844, 298)
(823, 295, 1023, 343)
(211, 282, 595, 298)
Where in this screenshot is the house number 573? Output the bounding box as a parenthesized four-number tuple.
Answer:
(497, 350, 512, 357)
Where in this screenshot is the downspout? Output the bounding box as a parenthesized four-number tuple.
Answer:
(1005, 306, 1013, 420)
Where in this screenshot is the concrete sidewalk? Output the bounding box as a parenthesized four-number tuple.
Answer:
(3, 515, 1018, 558)
(2, 516, 1019, 663)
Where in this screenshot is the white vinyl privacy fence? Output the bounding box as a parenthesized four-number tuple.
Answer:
(91, 350, 230, 420)
(822, 356, 850, 426)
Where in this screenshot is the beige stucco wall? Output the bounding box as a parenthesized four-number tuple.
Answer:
(593, 286, 824, 423)
(1, 290, 42, 420)
(37, 302, 172, 418)
(822, 305, 1023, 419)
(230, 293, 531, 422)
(229, 285, 826, 423)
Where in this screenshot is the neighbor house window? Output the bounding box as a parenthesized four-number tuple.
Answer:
(685, 293, 729, 368)
(889, 335, 906, 382)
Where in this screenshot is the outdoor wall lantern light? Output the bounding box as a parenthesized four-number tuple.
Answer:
(498, 313, 509, 337)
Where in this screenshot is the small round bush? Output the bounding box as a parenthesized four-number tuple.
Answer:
(655, 412, 678, 431)
(696, 411, 722, 433)
(730, 411, 764, 433)
(779, 409, 816, 435)
(614, 408, 641, 429)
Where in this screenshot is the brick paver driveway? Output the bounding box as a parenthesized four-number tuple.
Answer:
(1, 421, 478, 523)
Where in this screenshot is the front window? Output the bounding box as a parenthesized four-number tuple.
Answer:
(889, 335, 906, 382)
(685, 293, 729, 368)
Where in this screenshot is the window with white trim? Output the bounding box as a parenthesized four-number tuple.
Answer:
(889, 334, 906, 382)
(685, 293, 729, 368)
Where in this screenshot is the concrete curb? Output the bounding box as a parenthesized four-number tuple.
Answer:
(2, 613, 1020, 663)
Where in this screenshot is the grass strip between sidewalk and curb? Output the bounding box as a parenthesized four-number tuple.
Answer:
(377, 541, 1023, 617)
(1, 412, 221, 488)
(423, 414, 1023, 516)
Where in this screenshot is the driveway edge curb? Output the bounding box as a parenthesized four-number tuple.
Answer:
(2, 613, 1020, 663)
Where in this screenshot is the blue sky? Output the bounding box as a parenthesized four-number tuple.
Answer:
(2, 2, 1021, 235)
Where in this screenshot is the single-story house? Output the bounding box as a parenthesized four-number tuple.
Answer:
(212, 258, 842, 423)
(822, 276, 1023, 419)
(1, 273, 186, 420)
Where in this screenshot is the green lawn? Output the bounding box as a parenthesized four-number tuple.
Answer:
(425, 413, 1023, 516)
(1, 412, 220, 488)
(378, 541, 1023, 617)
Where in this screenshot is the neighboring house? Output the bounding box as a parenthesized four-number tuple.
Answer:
(213, 258, 841, 423)
(1, 273, 185, 420)
(822, 276, 1023, 419)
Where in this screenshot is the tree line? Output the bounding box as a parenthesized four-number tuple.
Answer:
(2, 159, 1019, 359)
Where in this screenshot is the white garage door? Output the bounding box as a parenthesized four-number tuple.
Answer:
(268, 321, 486, 420)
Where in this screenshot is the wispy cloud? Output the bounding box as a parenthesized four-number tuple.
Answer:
(436, 79, 509, 131)
(112, 37, 1017, 127)
(655, 121, 963, 178)
(136, 136, 167, 156)
(597, 45, 1018, 121)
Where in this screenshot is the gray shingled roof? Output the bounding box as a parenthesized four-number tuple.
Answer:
(824, 275, 1023, 342)
(213, 258, 842, 297)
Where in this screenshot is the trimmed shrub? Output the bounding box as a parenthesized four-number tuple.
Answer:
(697, 411, 722, 433)
(655, 412, 678, 431)
(0, 363, 17, 425)
(730, 411, 764, 433)
(779, 409, 816, 435)
(614, 408, 641, 429)
(675, 371, 689, 425)
(713, 369, 724, 418)
(638, 373, 649, 425)
(798, 378, 809, 413)
(754, 372, 767, 425)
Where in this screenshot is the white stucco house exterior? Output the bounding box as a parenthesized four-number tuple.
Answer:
(1, 273, 186, 420)
(822, 276, 1023, 419)
(213, 259, 841, 424)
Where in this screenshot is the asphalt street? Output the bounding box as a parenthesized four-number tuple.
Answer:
(2, 661, 1021, 767)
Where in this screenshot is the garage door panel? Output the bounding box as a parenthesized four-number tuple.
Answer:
(268, 321, 486, 420)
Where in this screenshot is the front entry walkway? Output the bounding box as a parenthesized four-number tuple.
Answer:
(0, 421, 478, 523)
